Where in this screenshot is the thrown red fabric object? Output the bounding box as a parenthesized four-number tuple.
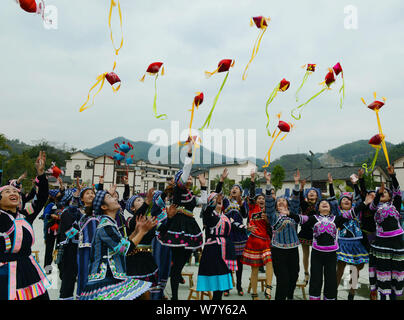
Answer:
(194, 92, 204, 106)
(146, 62, 164, 74)
(279, 78, 290, 92)
(277, 121, 291, 132)
(368, 134, 383, 146)
(333, 62, 343, 76)
(106, 72, 121, 86)
(18, 0, 37, 13)
(367, 100, 385, 111)
(217, 59, 234, 73)
(252, 16, 268, 28)
(325, 70, 335, 87)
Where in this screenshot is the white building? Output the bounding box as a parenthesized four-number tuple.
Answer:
(256, 165, 389, 198)
(393, 156, 404, 192)
(189, 160, 258, 193)
(65, 151, 180, 195)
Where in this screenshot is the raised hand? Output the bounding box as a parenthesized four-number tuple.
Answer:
(17, 172, 27, 184)
(387, 166, 395, 175)
(358, 168, 364, 179)
(108, 184, 117, 197)
(57, 176, 65, 190)
(250, 168, 256, 182)
(328, 172, 333, 184)
(141, 216, 158, 233)
(35, 151, 46, 175)
(197, 174, 206, 187)
(145, 188, 155, 205)
(364, 192, 375, 205)
(99, 176, 104, 184)
(167, 204, 178, 219)
(220, 168, 229, 182)
(350, 174, 359, 185)
(73, 177, 82, 198)
(378, 182, 385, 195)
(294, 169, 300, 184)
(122, 175, 129, 185)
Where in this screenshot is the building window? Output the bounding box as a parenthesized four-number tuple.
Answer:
(74, 170, 81, 178)
(158, 182, 165, 191)
(116, 171, 126, 184)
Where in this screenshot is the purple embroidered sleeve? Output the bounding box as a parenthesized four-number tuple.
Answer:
(300, 215, 309, 224)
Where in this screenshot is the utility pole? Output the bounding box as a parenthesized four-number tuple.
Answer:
(306, 150, 315, 188)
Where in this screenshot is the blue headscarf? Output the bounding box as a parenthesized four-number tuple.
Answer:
(49, 189, 60, 198)
(93, 190, 108, 215)
(125, 194, 142, 215)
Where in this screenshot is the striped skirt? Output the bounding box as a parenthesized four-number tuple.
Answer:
(369, 235, 404, 296)
(241, 234, 271, 267)
(336, 238, 369, 265)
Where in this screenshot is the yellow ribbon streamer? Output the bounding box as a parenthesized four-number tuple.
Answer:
(242, 26, 267, 81)
(263, 129, 281, 168)
(108, 0, 124, 59)
(79, 73, 108, 112)
(375, 110, 390, 167)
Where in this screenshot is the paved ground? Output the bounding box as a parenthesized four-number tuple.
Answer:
(31, 208, 376, 301)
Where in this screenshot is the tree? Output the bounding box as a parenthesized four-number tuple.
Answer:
(271, 165, 285, 192)
(240, 177, 251, 190)
(212, 174, 234, 196)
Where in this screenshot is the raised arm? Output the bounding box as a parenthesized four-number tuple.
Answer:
(388, 166, 402, 212)
(299, 178, 309, 212)
(196, 174, 208, 205)
(24, 151, 49, 225)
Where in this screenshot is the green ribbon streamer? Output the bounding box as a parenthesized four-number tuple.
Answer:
(362, 147, 380, 173)
(199, 71, 229, 130)
(153, 74, 167, 120)
(295, 71, 310, 102)
(291, 87, 327, 120)
(338, 75, 345, 109)
(265, 84, 280, 136)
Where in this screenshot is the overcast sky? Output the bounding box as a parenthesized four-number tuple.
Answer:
(1, 0, 403, 161)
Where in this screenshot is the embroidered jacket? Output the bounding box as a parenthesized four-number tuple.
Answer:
(369, 174, 403, 238)
(87, 216, 133, 282)
(0, 174, 51, 300)
(265, 184, 301, 249)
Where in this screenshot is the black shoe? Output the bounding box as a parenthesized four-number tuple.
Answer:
(348, 293, 355, 300)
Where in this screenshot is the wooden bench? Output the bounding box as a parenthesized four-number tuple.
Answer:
(32, 250, 40, 263)
(295, 282, 307, 300)
(181, 272, 194, 288)
(247, 276, 267, 293)
(187, 287, 212, 300)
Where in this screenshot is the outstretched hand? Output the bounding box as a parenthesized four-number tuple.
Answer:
(35, 151, 46, 175)
(264, 170, 271, 184)
(293, 169, 300, 184)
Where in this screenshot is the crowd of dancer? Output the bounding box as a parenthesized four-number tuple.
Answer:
(0, 143, 403, 301)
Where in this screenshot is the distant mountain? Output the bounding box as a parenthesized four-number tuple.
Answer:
(83, 136, 403, 171)
(326, 139, 395, 165)
(83, 136, 236, 168)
